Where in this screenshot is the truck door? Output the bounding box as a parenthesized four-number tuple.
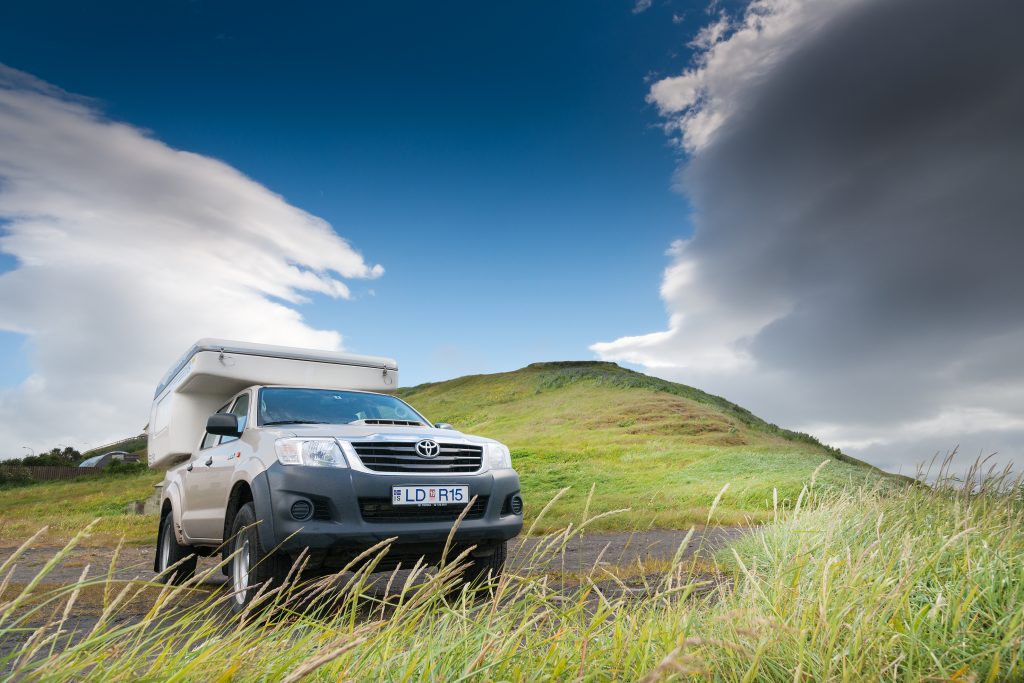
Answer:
(181, 393, 250, 542)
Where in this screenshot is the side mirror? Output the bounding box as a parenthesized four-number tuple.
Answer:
(434, 422, 454, 430)
(206, 413, 242, 437)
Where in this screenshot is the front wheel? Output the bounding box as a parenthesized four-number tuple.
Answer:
(155, 512, 197, 584)
(228, 502, 289, 614)
(458, 541, 507, 590)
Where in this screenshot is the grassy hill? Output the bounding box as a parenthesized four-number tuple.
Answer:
(0, 361, 891, 546)
(80, 434, 148, 459)
(397, 361, 887, 530)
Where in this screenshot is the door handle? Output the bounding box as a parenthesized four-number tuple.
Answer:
(204, 457, 213, 467)
(186, 463, 193, 472)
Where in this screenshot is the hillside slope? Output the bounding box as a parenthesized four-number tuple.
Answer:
(80, 434, 148, 459)
(398, 361, 887, 530)
(1, 361, 892, 546)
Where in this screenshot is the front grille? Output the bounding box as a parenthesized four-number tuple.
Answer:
(358, 496, 489, 523)
(351, 441, 483, 473)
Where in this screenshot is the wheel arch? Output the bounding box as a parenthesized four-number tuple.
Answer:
(159, 478, 184, 539)
(223, 479, 254, 545)
(222, 471, 277, 561)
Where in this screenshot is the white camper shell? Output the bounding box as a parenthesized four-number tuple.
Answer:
(148, 339, 398, 468)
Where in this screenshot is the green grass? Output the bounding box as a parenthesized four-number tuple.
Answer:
(1, 464, 1020, 681)
(399, 361, 887, 530)
(0, 470, 160, 546)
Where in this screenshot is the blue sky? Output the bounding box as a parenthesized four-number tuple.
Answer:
(0, 0, 708, 387)
(2, 0, 1019, 473)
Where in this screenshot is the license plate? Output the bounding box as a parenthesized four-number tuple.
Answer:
(392, 485, 470, 506)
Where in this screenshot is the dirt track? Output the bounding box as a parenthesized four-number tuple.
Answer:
(0, 527, 745, 587)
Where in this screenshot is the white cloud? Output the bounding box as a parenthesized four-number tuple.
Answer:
(688, 14, 730, 50)
(802, 408, 1024, 453)
(648, 0, 845, 151)
(632, 0, 653, 15)
(592, 238, 785, 373)
(595, 0, 1024, 474)
(0, 64, 382, 456)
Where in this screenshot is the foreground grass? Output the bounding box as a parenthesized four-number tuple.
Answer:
(697, 467, 1024, 680)
(1, 461, 1020, 681)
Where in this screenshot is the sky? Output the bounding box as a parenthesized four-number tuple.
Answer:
(0, 0, 1020, 475)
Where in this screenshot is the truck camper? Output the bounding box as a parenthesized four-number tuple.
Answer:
(150, 339, 523, 612)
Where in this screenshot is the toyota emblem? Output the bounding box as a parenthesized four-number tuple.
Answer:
(415, 439, 440, 458)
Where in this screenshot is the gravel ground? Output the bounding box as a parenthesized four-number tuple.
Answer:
(0, 527, 745, 587)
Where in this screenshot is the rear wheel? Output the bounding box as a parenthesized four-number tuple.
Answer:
(228, 502, 289, 614)
(155, 513, 197, 584)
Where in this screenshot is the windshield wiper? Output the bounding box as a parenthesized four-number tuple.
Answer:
(262, 420, 329, 426)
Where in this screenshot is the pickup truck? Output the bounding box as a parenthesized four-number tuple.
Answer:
(149, 341, 523, 613)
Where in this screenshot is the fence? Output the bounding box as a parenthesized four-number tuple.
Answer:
(0, 465, 105, 483)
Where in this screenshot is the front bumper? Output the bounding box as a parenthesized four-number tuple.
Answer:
(251, 462, 523, 561)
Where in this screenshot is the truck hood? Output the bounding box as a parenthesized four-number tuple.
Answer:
(258, 424, 499, 445)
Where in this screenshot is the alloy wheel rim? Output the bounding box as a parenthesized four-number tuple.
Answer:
(232, 536, 250, 606)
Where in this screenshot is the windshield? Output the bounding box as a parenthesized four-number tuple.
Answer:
(258, 388, 429, 426)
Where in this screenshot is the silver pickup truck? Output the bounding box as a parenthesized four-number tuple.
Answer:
(150, 342, 522, 613)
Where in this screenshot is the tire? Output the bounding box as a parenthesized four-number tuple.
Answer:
(155, 512, 197, 585)
(227, 502, 290, 614)
(459, 541, 507, 589)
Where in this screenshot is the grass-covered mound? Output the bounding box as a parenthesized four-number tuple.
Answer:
(0, 361, 890, 546)
(399, 361, 886, 530)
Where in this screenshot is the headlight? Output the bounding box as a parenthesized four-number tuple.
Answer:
(275, 438, 348, 468)
(483, 442, 512, 470)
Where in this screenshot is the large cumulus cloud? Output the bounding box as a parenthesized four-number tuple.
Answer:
(594, 0, 1024, 471)
(0, 65, 382, 456)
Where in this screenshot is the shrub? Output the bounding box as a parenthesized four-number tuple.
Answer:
(105, 459, 148, 475)
(0, 465, 32, 488)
